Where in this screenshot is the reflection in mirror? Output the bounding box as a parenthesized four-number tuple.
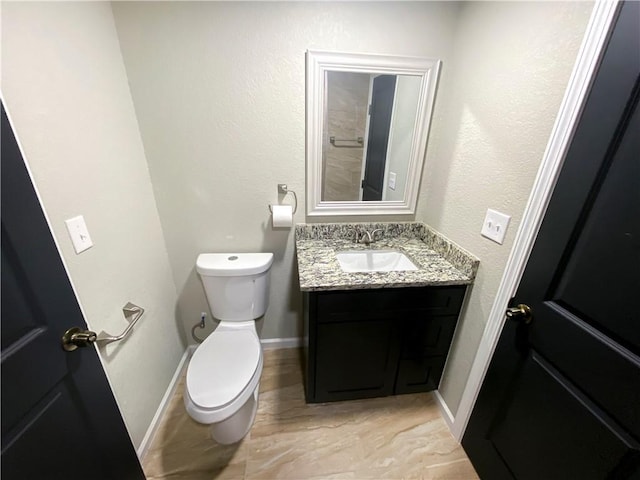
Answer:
(323, 72, 422, 203)
(307, 50, 441, 216)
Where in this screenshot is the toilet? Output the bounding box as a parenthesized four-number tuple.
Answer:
(184, 252, 273, 444)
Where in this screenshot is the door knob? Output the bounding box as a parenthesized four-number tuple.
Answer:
(61, 327, 97, 352)
(505, 304, 533, 324)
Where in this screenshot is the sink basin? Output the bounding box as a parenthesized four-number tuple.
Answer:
(336, 250, 419, 273)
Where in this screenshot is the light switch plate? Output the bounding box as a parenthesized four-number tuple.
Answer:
(388, 172, 397, 190)
(481, 208, 511, 244)
(65, 215, 93, 254)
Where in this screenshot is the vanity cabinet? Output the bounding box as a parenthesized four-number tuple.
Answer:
(303, 285, 466, 403)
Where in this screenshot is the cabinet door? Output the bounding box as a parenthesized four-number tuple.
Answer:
(394, 314, 459, 395)
(402, 314, 459, 358)
(395, 356, 447, 394)
(314, 319, 400, 402)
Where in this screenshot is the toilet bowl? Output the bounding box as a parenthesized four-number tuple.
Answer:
(184, 253, 273, 444)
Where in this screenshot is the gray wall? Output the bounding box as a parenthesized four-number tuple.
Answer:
(111, 1, 461, 342)
(1, 2, 184, 448)
(416, 1, 592, 414)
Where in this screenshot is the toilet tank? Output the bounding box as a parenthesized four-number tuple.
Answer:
(196, 253, 274, 321)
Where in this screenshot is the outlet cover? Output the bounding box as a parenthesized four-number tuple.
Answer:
(65, 215, 93, 254)
(481, 209, 511, 244)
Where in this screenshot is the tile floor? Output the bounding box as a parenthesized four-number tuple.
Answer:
(142, 348, 479, 480)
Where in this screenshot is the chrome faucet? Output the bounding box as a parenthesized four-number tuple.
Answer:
(358, 229, 383, 246)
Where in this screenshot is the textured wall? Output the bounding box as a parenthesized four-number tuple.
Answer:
(1, 2, 184, 448)
(386, 76, 422, 202)
(111, 1, 460, 342)
(416, 1, 593, 415)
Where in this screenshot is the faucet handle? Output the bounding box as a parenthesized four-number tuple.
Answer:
(369, 229, 383, 242)
(346, 228, 360, 243)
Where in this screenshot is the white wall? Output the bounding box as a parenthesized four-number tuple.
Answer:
(1, 2, 184, 448)
(416, 1, 593, 415)
(110, 1, 461, 341)
(385, 75, 422, 201)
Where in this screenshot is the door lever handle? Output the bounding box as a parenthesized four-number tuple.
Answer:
(505, 304, 533, 324)
(61, 327, 97, 351)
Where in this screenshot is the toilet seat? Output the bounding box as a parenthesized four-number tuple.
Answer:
(187, 329, 261, 410)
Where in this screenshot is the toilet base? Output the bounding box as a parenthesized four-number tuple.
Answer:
(210, 386, 259, 444)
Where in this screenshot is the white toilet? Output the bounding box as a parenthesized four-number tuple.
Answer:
(184, 252, 273, 444)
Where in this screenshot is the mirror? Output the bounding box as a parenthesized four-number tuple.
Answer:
(306, 50, 441, 216)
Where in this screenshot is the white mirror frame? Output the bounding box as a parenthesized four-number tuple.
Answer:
(306, 50, 441, 216)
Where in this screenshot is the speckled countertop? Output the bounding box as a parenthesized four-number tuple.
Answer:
(295, 222, 479, 291)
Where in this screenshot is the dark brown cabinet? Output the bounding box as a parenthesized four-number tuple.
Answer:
(303, 285, 467, 403)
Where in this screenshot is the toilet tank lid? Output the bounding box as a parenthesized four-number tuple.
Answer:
(197, 253, 274, 276)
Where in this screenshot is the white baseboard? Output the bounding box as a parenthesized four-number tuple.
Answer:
(433, 389, 455, 432)
(136, 346, 194, 459)
(261, 337, 302, 350)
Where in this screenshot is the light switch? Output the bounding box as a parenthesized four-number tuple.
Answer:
(388, 172, 397, 190)
(481, 209, 511, 245)
(65, 215, 93, 254)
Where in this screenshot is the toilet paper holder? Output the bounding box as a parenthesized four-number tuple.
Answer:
(268, 184, 298, 214)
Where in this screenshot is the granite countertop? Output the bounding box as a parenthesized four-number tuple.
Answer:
(295, 222, 480, 292)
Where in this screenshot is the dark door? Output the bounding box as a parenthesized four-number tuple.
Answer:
(463, 2, 640, 479)
(1, 104, 145, 479)
(362, 74, 396, 201)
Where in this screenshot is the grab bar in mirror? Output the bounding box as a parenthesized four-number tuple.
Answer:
(330, 136, 364, 148)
